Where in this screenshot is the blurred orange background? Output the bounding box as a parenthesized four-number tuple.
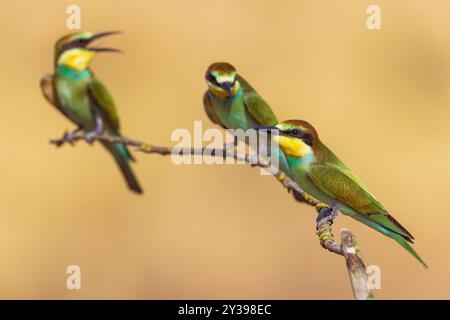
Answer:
(0, 0, 449, 299)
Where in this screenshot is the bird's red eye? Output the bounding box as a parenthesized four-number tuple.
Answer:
(291, 129, 299, 135)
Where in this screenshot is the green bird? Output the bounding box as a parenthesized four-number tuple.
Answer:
(203, 62, 322, 206)
(40, 31, 143, 194)
(255, 120, 427, 268)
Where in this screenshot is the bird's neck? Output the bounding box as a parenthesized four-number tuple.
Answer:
(287, 152, 315, 171)
(56, 65, 91, 80)
(286, 139, 331, 171)
(282, 138, 321, 172)
(210, 86, 243, 104)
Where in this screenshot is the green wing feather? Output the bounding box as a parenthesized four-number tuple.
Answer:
(309, 161, 413, 240)
(237, 75, 278, 126)
(309, 158, 427, 268)
(87, 77, 120, 132)
(238, 75, 314, 203)
(87, 77, 142, 193)
(310, 162, 385, 217)
(203, 92, 225, 128)
(40, 74, 73, 120)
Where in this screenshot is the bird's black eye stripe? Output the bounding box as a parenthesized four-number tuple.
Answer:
(302, 133, 314, 146)
(285, 129, 314, 146)
(205, 73, 219, 86)
(74, 38, 88, 47)
(285, 129, 300, 137)
(60, 38, 87, 53)
(61, 43, 74, 52)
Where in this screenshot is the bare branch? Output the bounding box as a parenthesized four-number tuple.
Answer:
(341, 229, 375, 300)
(50, 131, 316, 206)
(317, 221, 343, 255)
(316, 220, 375, 300)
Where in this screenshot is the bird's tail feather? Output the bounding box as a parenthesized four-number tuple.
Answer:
(103, 142, 143, 194)
(351, 213, 427, 268)
(391, 232, 428, 269)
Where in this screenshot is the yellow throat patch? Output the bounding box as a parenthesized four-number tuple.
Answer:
(274, 135, 313, 158)
(58, 48, 95, 72)
(208, 80, 240, 99)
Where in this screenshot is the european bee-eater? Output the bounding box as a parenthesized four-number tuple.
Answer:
(256, 120, 427, 268)
(40, 31, 142, 194)
(203, 62, 320, 205)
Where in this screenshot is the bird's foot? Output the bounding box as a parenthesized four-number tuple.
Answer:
(85, 129, 102, 144)
(53, 128, 82, 147)
(316, 205, 338, 230)
(64, 129, 81, 142)
(85, 112, 105, 144)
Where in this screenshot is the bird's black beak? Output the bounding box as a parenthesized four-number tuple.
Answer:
(222, 82, 233, 98)
(86, 31, 123, 53)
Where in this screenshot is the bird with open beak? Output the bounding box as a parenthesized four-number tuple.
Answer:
(40, 31, 143, 194)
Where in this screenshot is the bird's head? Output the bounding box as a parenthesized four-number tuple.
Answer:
(205, 62, 240, 99)
(255, 120, 318, 158)
(54, 31, 122, 72)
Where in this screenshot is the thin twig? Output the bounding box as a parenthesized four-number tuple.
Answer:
(50, 131, 314, 206)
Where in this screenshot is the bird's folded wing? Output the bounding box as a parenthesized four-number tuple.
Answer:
(87, 78, 136, 162)
(237, 75, 278, 126)
(40, 74, 73, 119)
(87, 77, 120, 132)
(310, 162, 385, 214)
(309, 162, 413, 239)
(40, 74, 57, 105)
(203, 92, 224, 127)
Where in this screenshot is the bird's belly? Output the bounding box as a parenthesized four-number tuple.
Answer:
(56, 81, 95, 130)
(216, 107, 250, 129)
(291, 166, 336, 206)
(213, 98, 257, 130)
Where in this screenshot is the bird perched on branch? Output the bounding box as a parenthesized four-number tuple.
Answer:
(203, 62, 325, 208)
(40, 31, 142, 194)
(255, 120, 427, 268)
